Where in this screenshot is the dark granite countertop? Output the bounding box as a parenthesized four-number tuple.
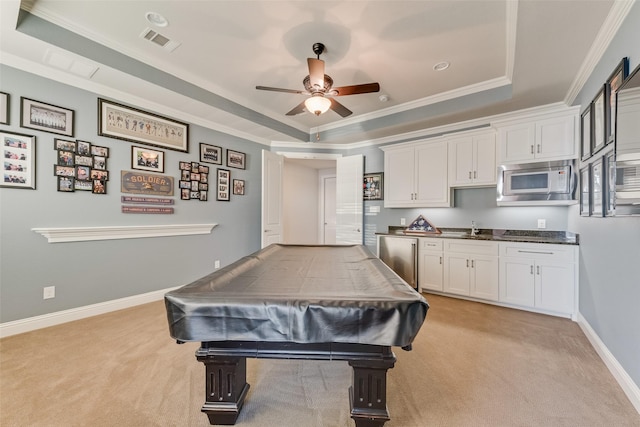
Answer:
(378, 226, 579, 245)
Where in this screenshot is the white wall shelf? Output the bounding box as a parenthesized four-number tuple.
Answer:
(32, 223, 218, 243)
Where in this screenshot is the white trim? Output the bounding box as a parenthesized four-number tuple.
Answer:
(564, 0, 636, 105)
(0, 286, 181, 338)
(577, 312, 640, 415)
(504, 0, 519, 81)
(276, 152, 342, 161)
(32, 223, 217, 243)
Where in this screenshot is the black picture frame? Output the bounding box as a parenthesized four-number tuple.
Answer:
(200, 143, 222, 165)
(232, 179, 245, 195)
(604, 151, 616, 217)
(580, 105, 592, 161)
(98, 98, 188, 152)
(217, 168, 230, 201)
(591, 85, 606, 155)
(226, 150, 246, 169)
(20, 97, 74, 137)
(363, 172, 384, 200)
(580, 166, 590, 217)
(1, 130, 36, 190)
(605, 57, 629, 145)
(0, 92, 9, 125)
(131, 146, 165, 173)
(590, 157, 604, 217)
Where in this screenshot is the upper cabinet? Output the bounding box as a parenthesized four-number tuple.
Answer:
(495, 111, 578, 164)
(447, 129, 496, 187)
(382, 139, 451, 208)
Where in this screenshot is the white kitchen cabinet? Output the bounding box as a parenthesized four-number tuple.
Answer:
(499, 242, 577, 317)
(382, 139, 450, 207)
(448, 130, 497, 187)
(443, 240, 499, 301)
(497, 113, 577, 164)
(418, 238, 444, 292)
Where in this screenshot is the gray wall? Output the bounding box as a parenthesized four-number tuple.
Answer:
(568, 2, 640, 387)
(0, 65, 262, 322)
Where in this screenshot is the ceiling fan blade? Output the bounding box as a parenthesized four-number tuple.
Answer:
(307, 58, 325, 89)
(256, 85, 307, 95)
(285, 100, 307, 116)
(329, 98, 353, 117)
(331, 83, 380, 96)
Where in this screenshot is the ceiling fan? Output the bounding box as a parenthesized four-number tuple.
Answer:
(256, 42, 380, 117)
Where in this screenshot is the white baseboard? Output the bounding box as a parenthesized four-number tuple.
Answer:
(0, 286, 181, 339)
(577, 312, 640, 415)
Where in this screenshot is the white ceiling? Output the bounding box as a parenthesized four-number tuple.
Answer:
(0, 0, 630, 147)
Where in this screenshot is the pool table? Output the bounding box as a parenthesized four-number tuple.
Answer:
(165, 244, 429, 426)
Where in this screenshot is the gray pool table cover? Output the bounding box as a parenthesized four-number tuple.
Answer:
(165, 244, 429, 347)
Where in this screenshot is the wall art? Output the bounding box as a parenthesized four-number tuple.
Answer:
(226, 149, 246, 169)
(98, 98, 188, 152)
(363, 172, 384, 200)
(1, 130, 36, 189)
(232, 179, 245, 195)
(132, 146, 164, 173)
(217, 168, 230, 201)
(0, 92, 9, 125)
(580, 105, 591, 161)
(605, 57, 629, 145)
(591, 85, 606, 155)
(20, 97, 74, 137)
(179, 161, 209, 201)
(52, 138, 109, 193)
(580, 166, 590, 217)
(121, 170, 174, 196)
(200, 143, 222, 164)
(590, 157, 604, 217)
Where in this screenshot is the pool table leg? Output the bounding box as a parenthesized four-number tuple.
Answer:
(348, 354, 396, 427)
(196, 354, 250, 425)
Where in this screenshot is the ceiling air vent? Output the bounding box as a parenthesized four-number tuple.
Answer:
(139, 28, 181, 52)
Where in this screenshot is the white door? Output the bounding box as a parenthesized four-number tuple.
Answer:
(261, 150, 283, 248)
(323, 176, 337, 244)
(335, 154, 363, 245)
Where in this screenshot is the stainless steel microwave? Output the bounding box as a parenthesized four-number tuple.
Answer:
(497, 160, 577, 205)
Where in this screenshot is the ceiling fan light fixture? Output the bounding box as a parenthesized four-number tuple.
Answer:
(304, 95, 331, 116)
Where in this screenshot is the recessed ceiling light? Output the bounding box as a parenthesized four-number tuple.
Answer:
(145, 12, 168, 27)
(433, 61, 450, 71)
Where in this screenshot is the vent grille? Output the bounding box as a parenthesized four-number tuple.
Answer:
(139, 28, 181, 52)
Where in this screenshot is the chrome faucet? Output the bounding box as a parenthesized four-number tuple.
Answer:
(470, 221, 479, 236)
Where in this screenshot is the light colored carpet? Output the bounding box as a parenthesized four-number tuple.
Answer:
(1, 294, 638, 427)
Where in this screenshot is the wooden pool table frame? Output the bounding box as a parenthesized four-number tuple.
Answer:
(194, 340, 397, 427)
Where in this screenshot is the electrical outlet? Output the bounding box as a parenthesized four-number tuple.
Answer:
(537, 219, 546, 229)
(400, 218, 406, 226)
(215, 260, 220, 269)
(43, 286, 55, 299)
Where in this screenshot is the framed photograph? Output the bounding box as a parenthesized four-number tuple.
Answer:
(20, 97, 74, 137)
(363, 172, 384, 200)
(131, 146, 164, 173)
(226, 150, 246, 169)
(76, 166, 91, 181)
(591, 85, 606, 155)
(605, 57, 629, 145)
(90, 169, 109, 181)
(93, 156, 107, 170)
(200, 143, 222, 164)
(92, 180, 107, 194)
(1, 92, 9, 125)
(57, 150, 75, 166)
(90, 145, 109, 157)
(233, 179, 245, 195)
(1, 131, 36, 189)
(580, 166, 590, 217)
(74, 180, 93, 191)
(590, 157, 604, 217)
(57, 176, 74, 192)
(55, 138, 76, 152)
(76, 140, 91, 155)
(75, 155, 93, 167)
(54, 165, 75, 177)
(98, 98, 188, 152)
(604, 151, 616, 216)
(580, 106, 592, 161)
(217, 168, 230, 201)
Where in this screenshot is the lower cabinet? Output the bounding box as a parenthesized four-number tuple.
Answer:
(418, 238, 444, 292)
(443, 240, 499, 301)
(499, 242, 577, 317)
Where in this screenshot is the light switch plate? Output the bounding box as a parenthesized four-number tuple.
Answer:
(537, 219, 546, 229)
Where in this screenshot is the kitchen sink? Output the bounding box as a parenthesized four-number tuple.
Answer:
(438, 231, 471, 238)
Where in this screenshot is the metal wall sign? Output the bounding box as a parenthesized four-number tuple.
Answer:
(121, 170, 174, 196)
(121, 206, 174, 214)
(121, 196, 174, 205)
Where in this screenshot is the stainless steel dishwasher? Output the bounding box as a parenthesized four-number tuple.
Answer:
(378, 235, 418, 290)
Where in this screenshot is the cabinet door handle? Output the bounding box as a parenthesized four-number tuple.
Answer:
(473, 171, 477, 179)
(471, 259, 475, 268)
(530, 145, 534, 154)
(466, 259, 469, 268)
(439, 256, 443, 265)
(518, 250, 554, 255)
(537, 144, 541, 154)
(536, 265, 540, 275)
(530, 265, 534, 275)
(468, 171, 472, 179)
